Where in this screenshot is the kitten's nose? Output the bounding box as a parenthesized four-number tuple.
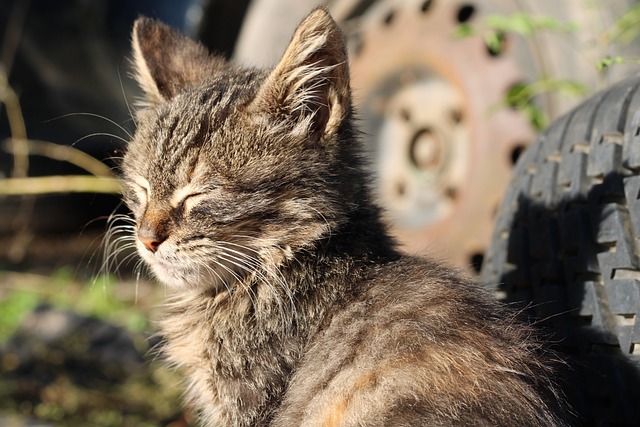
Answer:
(138, 208, 169, 253)
(137, 224, 167, 253)
(138, 234, 163, 252)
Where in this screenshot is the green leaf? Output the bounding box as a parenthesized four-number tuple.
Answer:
(454, 23, 475, 38)
(0, 291, 40, 342)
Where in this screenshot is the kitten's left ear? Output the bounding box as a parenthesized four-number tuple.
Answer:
(251, 8, 350, 142)
(132, 17, 217, 105)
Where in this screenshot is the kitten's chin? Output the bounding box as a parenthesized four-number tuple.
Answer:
(149, 262, 225, 293)
(142, 253, 239, 293)
(149, 260, 190, 287)
(136, 249, 203, 291)
(136, 242, 250, 293)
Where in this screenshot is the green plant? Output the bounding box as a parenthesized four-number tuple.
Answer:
(0, 290, 40, 342)
(600, 3, 640, 46)
(0, 269, 150, 345)
(503, 79, 587, 131)
(455, 12, 583, 131)
(0, 269, 178, 427)
(455, 12, 577, 56)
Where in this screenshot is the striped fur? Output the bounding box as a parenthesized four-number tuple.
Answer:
(121, 8, 570, 427)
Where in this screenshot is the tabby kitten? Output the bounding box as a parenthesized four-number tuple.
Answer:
(122, 8, 568, 427)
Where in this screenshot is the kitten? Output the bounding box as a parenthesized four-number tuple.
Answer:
(121, 8, 569, 427)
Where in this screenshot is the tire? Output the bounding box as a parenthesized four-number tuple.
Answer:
(481, 76, 640, 426)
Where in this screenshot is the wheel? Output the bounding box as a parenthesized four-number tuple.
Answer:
(235, 0, 639, 273)
(236, 0, 535, 271)
(481, 76, 640, 426)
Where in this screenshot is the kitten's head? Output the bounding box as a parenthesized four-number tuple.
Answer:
(122, 9, 356, 291)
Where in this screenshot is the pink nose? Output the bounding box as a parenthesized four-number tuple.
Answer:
(137, 207, 169, 253)
(138, 235, 163, 252)
(137, 223, 167, 253)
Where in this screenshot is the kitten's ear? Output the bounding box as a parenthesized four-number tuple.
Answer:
(251, 8, 350, 142)
(131, 17, 215, 105)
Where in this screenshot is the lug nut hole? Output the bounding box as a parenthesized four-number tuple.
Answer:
(420, 0, 434, 13)
(457, 4, 476, 23)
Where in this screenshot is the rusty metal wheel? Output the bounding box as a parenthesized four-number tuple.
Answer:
(234, 0, 638, 273)
(345, 0, 534, 270)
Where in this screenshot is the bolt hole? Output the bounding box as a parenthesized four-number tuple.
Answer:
(510, 144, 526, 166)
(450, 109, 463, 124)
(457, 4, 475, 23)
(420, 0, 434, 13)
(469, 252, 484, 274)
(352, 35, 365, 57)
(444, 187, 458, 200)
(486, 31, 507, 57)
(384, 10, 395, 26)
(399, 108, 411, 121)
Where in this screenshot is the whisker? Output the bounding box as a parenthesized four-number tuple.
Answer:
(219, 239, 297, 315)
(216, 250, 287, 329)
(72, 132, 130, 147)
(117, 66, 138, 129)
(113, 247, 141, 272)
(199, 262, 236, 298)
(216, 243, 296, 329)
(46, 112, 133, 139)
(215, 261, 259, 316)
(100, 208, 139, 279)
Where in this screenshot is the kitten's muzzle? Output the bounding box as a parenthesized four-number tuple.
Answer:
(138, 211, 170, 253)
(138, 232, 163, 252)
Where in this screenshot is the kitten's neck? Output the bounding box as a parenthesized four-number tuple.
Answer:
(159, 204, 396, 426)
(160, 267, 354, 427)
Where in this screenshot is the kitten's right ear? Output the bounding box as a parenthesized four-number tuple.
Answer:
(132, 17, 214, 105)
(249, 8, 350, 144)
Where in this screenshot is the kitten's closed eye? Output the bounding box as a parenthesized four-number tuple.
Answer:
(177, 192, 207, 214)
(170, 187, 209, 214)
(126, 174, 209, 216)
(127, 177, 150, 210)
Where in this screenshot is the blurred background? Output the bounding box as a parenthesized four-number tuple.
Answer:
(1, 0, 640, 425)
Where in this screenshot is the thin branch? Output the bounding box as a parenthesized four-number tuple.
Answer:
(0, 0, 31, 76)
(0, 68, 28, 177)
(2, 138, 115, 177)
(0, 176, 122, 195)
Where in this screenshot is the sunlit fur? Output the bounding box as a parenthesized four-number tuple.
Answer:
(119, 8, 570, 427)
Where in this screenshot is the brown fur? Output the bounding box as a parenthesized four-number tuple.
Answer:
(120, 8, 570, 427)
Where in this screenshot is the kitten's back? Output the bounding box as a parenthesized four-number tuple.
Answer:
(274, 257, 565, 426)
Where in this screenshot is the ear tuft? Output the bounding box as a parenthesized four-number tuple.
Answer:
(251, 8, 350, 142)
(131, 17, 220, 106)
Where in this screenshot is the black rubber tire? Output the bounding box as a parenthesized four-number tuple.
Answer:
(482, 77, 640, 426)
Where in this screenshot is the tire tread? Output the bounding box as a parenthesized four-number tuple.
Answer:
(482, 77, 640, 425)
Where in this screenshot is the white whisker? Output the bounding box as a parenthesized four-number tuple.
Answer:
(100, 208, 142, 286)
(211, 255, 254, 297)
(216, 241, 297, 328)
(72, 132, 130, 147)
(117, 66, 138, 129)
(47, 112, 133, 139)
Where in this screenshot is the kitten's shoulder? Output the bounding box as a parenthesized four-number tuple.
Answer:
(361, 255, 485, 309)
(273, 255, 567, 426)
